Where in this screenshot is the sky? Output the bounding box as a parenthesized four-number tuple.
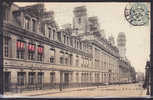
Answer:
(15, 2, 151, 73)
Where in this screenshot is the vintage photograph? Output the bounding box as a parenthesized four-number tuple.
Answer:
(1, 1, 151, 97)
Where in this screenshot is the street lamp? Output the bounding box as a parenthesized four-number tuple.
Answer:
(145, 61, 151, 95)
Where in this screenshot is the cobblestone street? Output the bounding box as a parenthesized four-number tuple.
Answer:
(4, 83, 148, 97)
(40, 83, 147, 97)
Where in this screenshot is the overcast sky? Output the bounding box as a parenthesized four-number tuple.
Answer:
(15, 2, 150, 73)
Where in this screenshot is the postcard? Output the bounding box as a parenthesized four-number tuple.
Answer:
(1, 1, 151, 98)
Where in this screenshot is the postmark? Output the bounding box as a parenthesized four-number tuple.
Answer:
(124, 3, 149, 26)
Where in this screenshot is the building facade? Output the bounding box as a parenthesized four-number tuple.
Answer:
(2, 3, 135, 93)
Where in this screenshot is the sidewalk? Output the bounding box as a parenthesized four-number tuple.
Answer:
(4, 86, 99, 97)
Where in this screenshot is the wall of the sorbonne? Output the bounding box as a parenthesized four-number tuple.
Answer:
(3, 4, 124, 86)
(90, 41, 120, 83)
(3, 31, 94, 68)
(3, 32, 120, 85)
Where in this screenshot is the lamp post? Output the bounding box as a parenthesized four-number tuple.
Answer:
(145, 61, 150, 95)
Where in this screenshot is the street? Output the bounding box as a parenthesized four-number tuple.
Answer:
(35, 83, 147, 97)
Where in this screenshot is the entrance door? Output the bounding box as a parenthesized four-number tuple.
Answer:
(64, 73, 69, 88)
(4, 72, 11, 91)
(50, 72, 55, 88)
(38, 72, 44, 89)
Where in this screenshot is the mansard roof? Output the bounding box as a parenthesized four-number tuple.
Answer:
(43, 11, 54, 19)
(18, 4, 45, 18)
(88, 16, 98, 22)
(73, 6, 87, 12)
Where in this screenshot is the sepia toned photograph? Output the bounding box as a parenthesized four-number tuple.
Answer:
(0, 1, 152, 98)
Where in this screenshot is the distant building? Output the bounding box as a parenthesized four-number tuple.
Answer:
(100, 29, 106, 38)
(136, 72, 145, 82)
(108, 35, 115, 46)
(117, 32, 126, 59)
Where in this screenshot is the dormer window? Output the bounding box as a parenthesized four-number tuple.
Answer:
(80, 42, 82, 50)
(77, 41, 79, 49)
(53, 30, 55, 40)
(78, 17, 81, 24)
(48, 27, 52, 39)
(64, 35, 66, 44)
(13, 11, 21, 26)
(67, 37, 69, 46)
(70, 38, 73, 47)
(57, 32, 62, 42)
(24, 16, 30, 30)
(75, 39, 77, 48)
(32, 19, 36, 32)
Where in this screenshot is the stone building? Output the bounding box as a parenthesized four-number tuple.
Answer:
(2, 3, 135, 93)
(117, 32, 136, 83)
(117, 32, 126, 59)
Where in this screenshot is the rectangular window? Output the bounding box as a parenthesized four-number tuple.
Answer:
(37, 46, 43, 61)
(76, 73, 79, 83)
(28, 72, 35, 85)
(50, 57, 54, 64)
(60, 51, 64, 64)
(50, 72, 55, 84)
(50, 49, 55, 64)
(17, 72, 26, 86)
(4, 37, 10, 57)
(32, 19, 36, 32)
(65, 58, 68, 65)
(69, 54, 73, 65)
(24, 17, 30, 30)
(60, 57, 64, 64)
(28, 43, 35, 60)
(90, 73, 92, 82)
(76, 59, 79, 67)
(16, 40, 25, 59)
(38, 72, 44, 85)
